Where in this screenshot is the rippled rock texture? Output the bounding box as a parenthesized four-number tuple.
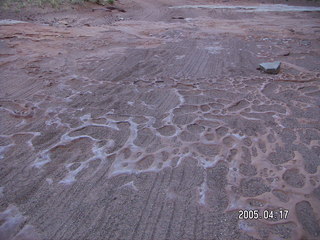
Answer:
(1, 0, 320, 239)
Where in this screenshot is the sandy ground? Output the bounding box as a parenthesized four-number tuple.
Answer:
(0, 0, 320, 239)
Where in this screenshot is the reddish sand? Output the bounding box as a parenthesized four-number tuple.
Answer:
(0, 0, 320, 239)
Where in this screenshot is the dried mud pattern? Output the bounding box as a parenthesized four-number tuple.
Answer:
(2, 73, 319, 239)
(1, 1, 320, 240)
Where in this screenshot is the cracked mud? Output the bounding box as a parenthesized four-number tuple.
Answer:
(0, 0, 320, 239)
